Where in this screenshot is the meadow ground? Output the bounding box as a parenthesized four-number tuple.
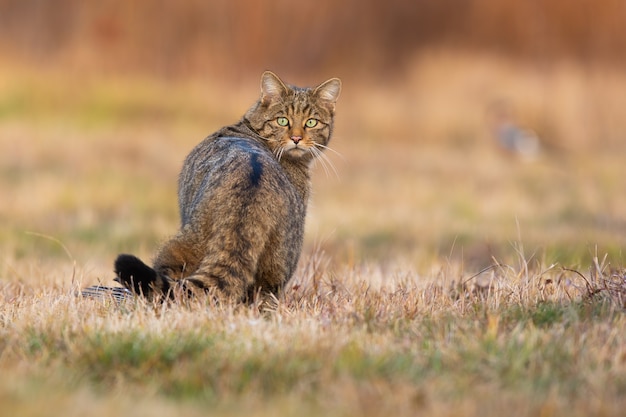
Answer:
(1, 53, 626, 416)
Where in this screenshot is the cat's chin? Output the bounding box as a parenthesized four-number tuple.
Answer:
(283, 145, 310, 158)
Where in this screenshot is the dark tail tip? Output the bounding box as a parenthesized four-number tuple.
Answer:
(114, 254, 158, 296)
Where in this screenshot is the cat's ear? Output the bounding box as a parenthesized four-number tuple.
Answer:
(260, 71, 288, 105)
(314, 78, 342, 109)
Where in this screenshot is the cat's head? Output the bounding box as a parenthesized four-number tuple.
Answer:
(245, 71, 341, 162)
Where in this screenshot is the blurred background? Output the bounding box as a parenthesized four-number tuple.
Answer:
(1, 0, 626, 280)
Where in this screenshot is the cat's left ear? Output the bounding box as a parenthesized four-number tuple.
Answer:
(261, 71, 288, 105)
(314, 78, 342, 110)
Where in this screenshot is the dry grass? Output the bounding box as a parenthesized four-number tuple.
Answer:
(1, 53, 626, 416)
(1, 252, 625, 416)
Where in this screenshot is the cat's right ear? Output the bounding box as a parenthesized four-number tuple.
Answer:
(260, 71, 288, 105)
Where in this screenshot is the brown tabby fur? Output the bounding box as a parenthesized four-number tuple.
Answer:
(113, 72, 341, 303)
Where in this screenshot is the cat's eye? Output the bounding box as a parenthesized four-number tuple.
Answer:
(277, 117, 289, 127)
(305, 118, 318, 128)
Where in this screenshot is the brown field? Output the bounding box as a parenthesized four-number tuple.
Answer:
(1, 51, 625, 416)
(1, 1, 626, 413)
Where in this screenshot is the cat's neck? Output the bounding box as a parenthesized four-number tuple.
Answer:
(223, 120, 312, 203)
(279, 157, 312, 203)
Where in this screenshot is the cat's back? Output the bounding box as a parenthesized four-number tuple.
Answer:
(178, 132, 300, 227)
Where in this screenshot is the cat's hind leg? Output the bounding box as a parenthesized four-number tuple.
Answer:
(180, 253, 255, 303)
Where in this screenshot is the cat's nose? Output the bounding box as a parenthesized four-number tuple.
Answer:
(291, 136, 302, 144)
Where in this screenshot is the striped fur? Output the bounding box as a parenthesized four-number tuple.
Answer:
(111, 72, 341, 303)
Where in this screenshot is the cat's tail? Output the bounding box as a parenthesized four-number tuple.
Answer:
(114, 254, 173, 300)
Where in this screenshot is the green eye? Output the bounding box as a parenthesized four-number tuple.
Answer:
(277, 117, 289, 127)
(305, 118, 318, 128)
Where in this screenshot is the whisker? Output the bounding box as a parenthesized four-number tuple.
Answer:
(317, 149, 339, 178)
(310, 146, 339, 179)
(310, 148, 331, 178)
(314, 142, 345, 161)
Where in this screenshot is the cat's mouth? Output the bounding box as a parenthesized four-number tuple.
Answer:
(284, 142, 310, 154)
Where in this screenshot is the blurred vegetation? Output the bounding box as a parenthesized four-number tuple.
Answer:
(1, 5, 626, 416)
(1, 1, 626, 271)
(1, 0, 625, 79)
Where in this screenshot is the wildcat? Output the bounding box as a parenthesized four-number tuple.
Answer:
(111, 71, 341, 303)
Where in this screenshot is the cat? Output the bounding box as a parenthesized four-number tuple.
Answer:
(110, 71, 341, 303)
